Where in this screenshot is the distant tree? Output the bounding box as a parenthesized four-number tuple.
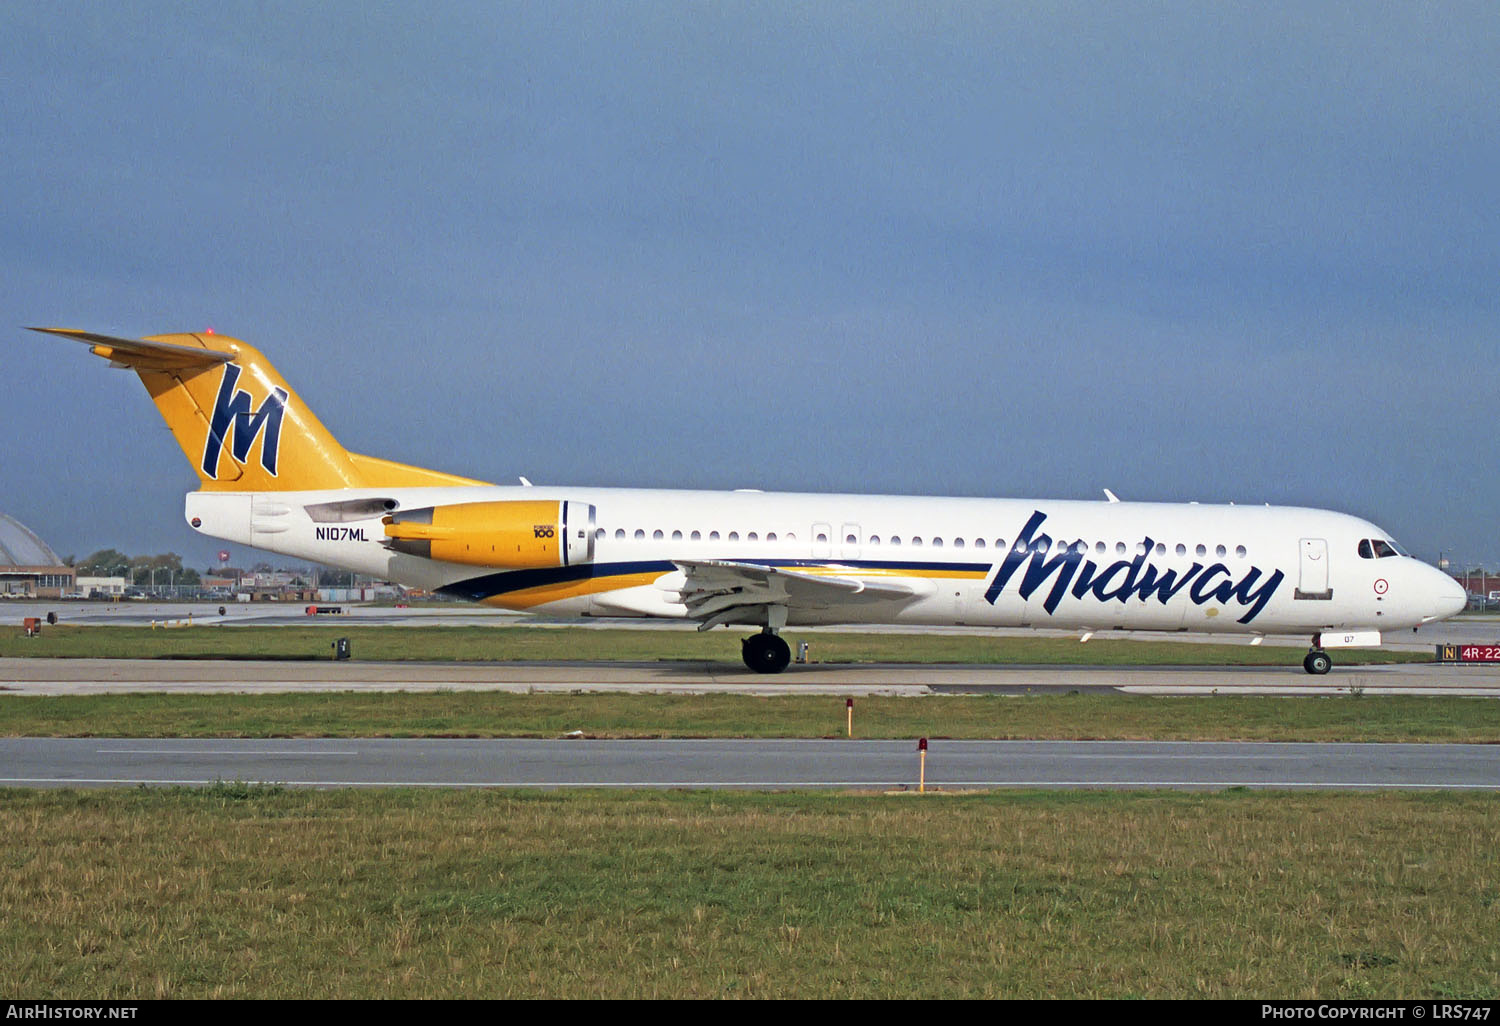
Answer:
(128, 553, 186, 585)
(78, 549, 131, 577)
(178, 568, 201, 586)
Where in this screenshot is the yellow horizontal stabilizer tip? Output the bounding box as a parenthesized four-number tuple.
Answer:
(27, 327, 234, 370)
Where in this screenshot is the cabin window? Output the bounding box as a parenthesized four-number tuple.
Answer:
(995, 539, 1006, 551)
(709, 531, 720, 541)
(786, 532, 796, 542)
(1175, 543, 1186, 556)
(1235, 545, 1247, 558)
(1196, 544, 1207, 557)
(634, 529, 645, 540)
(974, 538, 986, 549)
(953, 537, 965, 549)
(728, 531, 739, 541)
(748, 532, 758, 541)
(890, 536, 901, 546)
(869, 535, 881, 545)
(1094, 541, 1105, 554)
(691, 530, 701, 541)
(672, 530, 682, 541)
(1154, 543, 1166, 556)
(816, 532, 828, 543)
(767, 532, 777, 542)
(932, 537, 943, 548)
(615, 529, 625, 540)
(1215, 544, 1227, 558)
(845, 534, 857, 544)
(1117, 542, 1128, 555)
(653, 530, 664, 540)
(912, 537, 924, 547)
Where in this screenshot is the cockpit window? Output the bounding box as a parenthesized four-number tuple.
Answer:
(1359, 538, 1403, 559)
(1358, 539, 1374, 559)
(1372, 539, 1399, 558)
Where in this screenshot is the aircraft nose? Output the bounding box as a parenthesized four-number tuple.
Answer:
(1433, 568, 1467, 620)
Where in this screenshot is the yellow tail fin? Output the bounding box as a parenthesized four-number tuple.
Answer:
(32, 328, 487, 491)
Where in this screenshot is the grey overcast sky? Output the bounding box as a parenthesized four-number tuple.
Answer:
(3, 2, 1497, 570)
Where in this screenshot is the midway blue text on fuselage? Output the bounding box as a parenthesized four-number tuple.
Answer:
(983, 510, 1284, 624)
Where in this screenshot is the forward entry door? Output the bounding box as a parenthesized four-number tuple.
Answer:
(1296, 538, 1333, 600)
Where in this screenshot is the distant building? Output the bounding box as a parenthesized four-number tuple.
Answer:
(1451, 572, 1500, 602)
(0, 513, 76, 598)
(76, 575, 127, 597)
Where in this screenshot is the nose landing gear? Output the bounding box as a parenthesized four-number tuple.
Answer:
(1303, 647, 1332, 675)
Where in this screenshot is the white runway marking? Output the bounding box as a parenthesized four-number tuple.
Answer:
(4, 777, 1500, 790)
(97, 748, 361, 756)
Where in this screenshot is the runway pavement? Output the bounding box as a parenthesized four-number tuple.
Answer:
(4, 656, 1500, 696)
(2, 737, 1495, 790)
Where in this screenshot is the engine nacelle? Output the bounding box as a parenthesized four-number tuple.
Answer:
(382, 499, 595, 569)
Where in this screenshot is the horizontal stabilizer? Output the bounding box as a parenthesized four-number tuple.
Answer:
(28, 327, 234, 371)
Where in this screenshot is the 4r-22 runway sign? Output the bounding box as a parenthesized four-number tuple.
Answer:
(1436, 644, 1500, 663)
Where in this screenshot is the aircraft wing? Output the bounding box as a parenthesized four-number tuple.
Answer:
(672, 558, 930, 630)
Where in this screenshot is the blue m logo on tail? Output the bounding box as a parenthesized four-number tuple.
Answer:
(200, 363, 290, 479)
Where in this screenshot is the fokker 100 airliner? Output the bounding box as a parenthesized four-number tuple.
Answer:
(33, 328, 1466, 674)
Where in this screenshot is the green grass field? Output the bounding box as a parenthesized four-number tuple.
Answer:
(2, 691, 1497, 743)
(3, 623, 1492, 999)
(0, 622, 1430, 666)
(2, 787, 1495, 998)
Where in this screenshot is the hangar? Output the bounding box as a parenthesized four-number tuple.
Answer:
(0, 513, 75, 598)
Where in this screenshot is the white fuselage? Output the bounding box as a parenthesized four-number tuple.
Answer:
(184, 485, 1466, 640)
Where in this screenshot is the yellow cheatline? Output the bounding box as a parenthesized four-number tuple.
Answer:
(479, 571, 668, 609)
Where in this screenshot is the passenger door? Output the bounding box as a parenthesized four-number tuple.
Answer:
(1295, 538, 1333, 600)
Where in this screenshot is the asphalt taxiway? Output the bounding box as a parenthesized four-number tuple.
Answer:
(9, 600, 1500, 651)
(5, 656, 1500, 696)
(2, 737, 1496, 790)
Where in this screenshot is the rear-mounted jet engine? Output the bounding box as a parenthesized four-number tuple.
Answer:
(383, 499, 595, 569)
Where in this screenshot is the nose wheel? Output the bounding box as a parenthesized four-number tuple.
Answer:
(1303, 649, 1332, 675)
(742, 631, 792, 674)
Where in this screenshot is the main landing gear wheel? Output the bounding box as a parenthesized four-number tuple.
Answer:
(1303, 650, 1332, 675)
(742, 632, 792, 674)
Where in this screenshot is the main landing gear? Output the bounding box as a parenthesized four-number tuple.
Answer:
(742, 630, 791, 674)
